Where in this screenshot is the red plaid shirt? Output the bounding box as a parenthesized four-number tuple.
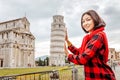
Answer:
(67, 27, 116, 80)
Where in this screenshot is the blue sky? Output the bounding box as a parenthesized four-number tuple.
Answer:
(0, 0, 120, 57)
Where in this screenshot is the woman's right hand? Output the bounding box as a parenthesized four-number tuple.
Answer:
(65, 28, 72, 47)
(65, 28, 68, 41)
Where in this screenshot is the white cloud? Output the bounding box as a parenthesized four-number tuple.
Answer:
(35, 40, 50, 58)
(0, 0, 120, 57)
(35, 36, 83, 58)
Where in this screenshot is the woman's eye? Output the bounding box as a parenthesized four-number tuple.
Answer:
(82, 20, 85, 23)
(87, 18, 91, 21)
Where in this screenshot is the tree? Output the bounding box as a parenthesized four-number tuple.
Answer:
(44, 57, 49, 66)
(46, 57, 49, 66)
(38, 58, 43, 66)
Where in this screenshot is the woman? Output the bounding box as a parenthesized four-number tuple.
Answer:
(64, 10, 116, 80)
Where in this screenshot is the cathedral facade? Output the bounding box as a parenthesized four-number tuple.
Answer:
(49, 15, 66, 66)
(0, 17, 35, 68)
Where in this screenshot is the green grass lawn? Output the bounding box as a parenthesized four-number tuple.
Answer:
(0, 66, 72, 76)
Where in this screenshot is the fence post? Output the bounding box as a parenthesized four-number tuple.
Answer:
(72, 65, 78, 80)
(50, 70, 59, 80)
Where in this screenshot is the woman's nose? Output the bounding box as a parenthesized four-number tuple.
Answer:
(83, 21, 88, 26)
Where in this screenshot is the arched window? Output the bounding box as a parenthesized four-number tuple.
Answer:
(2, 34, 4, 39)
(59, 24, 61, 28)
(22, 35, 24, 39)
(6, 33, 8, 38)
(13, 22, 15, 27)
(24, 24, 26, 29)
(6, 24, 7, 29)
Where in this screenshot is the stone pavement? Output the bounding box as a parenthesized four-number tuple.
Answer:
(112, 65, 120, 80)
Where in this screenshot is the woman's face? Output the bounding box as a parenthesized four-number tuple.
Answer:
(82, 14, 94, 33)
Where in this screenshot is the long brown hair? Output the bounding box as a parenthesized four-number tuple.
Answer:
(81, 10, 106, 33)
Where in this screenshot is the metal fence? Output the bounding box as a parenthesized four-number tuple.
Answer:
(0, 66, 84, 80)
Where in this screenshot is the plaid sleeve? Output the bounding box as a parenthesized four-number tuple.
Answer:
(68, 34, 103, 65)
(68, 45, 80, 55)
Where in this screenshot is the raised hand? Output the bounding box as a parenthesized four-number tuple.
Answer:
(65, 28, 68, 41)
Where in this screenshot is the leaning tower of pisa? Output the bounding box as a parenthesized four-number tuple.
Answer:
(49, 15, 66, 66)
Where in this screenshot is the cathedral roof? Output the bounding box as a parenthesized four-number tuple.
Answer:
(0, 17, 30, 25)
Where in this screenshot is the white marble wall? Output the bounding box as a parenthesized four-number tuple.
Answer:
(0, 17, 35, 68)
